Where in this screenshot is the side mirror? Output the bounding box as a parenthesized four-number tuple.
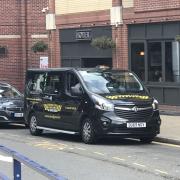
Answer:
(71, 84, 83, 97)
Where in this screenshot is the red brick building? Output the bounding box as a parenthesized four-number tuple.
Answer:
(52, 0, 180, 106)
(1, 0, 180, 107)
(0, 0, 48, 91)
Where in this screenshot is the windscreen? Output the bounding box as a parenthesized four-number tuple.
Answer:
(0, 86, 21, 98)
(79, 70, 144, 94)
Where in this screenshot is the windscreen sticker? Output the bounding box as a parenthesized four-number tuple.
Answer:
(44, 115, 61, 119)
(26, 98, 42, 102)
(44, 104, 62, 112)
(105, 95, 150, 100)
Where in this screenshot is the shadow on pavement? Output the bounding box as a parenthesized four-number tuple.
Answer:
(41, 132, 152, 146)
(0, 123, 26, 130)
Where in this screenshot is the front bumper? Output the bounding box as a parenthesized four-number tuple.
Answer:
(0, 110, 24, 123)
(93, 110, 161, 138)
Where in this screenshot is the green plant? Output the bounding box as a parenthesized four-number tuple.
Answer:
(31, 41, 48, 53)
(175, 35, 180, 42)
(91, 36, 116, 50)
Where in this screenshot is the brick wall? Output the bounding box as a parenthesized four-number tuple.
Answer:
(0, 0, 48, 91)
(112, 25, 128, 70)
(55, 9, 111, 67)
(0, 0, 22, 90)
(134, 0, 180, 12)
(0, 0, 21, 35)
(26, 0, 48, 70)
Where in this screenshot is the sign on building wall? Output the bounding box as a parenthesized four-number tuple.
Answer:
(76, 30, 92, 41)
(40, 56, 48, 69)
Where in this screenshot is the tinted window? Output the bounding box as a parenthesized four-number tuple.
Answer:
(66, 73, 81, 96)
(44, 73, 64, 94)
(26, 73, 46, 94)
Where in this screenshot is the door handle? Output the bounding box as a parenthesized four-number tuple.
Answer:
(43, 95, 52, 101)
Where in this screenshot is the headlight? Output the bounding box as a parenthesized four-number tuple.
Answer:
(91, 94, 114, 111)
(152, 99, 158, 110)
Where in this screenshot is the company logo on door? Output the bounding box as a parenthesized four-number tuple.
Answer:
(76, 30, 92, 41)
(44, 104, 62, 112)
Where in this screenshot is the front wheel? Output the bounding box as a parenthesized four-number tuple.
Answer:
(81, 118, 96, 144)
(29, 113, 43, 136)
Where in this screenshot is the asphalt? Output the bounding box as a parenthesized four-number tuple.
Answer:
(154, 114, 180, 145)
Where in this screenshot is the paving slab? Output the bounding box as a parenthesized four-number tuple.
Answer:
(154, 115, 180, 145)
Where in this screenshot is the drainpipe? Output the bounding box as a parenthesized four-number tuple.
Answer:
(20, 0, 28, 91)
(111, 0, 123, 69)
(47, 0, 56, 68)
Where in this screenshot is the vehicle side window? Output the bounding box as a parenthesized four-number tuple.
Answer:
(26, 73, 46, 94)
(44, 73, 64, 95)
(66, 73, 80, 96)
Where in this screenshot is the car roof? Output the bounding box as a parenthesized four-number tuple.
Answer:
(27, 67, 129, 73)
(0, 81, 11, 87)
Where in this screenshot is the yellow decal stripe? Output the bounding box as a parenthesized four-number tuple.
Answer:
(106, 95, 150, 100)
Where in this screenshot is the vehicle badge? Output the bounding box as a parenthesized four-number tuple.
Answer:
(132, 106, 138, 112)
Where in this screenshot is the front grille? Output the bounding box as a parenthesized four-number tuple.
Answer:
(6, 107, 23, 112)
(114, 105, 153, 120)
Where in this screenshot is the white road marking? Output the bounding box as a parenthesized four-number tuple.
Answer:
(93, 152, 106, 156)
(155, 169, 168, 175)
(112, 157, 126, 161)
(9, 134, 20, 137)
(133, 163, 146, 168)
(57, 143, 68, 147)
(76, 147, 86, 151)
(26, 137, 36, 140)
(0, 155, 13, 163)
(153, 142, 180, 148)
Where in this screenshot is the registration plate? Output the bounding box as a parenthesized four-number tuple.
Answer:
(127, 122, 146, 128)
(14, 113, 24, 117)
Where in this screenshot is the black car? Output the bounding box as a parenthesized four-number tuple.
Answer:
(0, 82, 24, 124)
(24, 68, 161, 144)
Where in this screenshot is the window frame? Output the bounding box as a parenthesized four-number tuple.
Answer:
(43, 72, 65, 96)
(65, 71, 82, 97)
(130, 39, 180, 85)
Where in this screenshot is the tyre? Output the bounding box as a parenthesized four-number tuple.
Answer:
(81, 118, 96, 144)
(29, 113, 43, 136)
(24, 123, 29, 128)
(140, 137, 154, 144)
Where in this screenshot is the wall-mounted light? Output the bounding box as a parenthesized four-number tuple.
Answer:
(139, 51, 145, 56)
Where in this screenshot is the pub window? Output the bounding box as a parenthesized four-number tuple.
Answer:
(165, 41, 180, 82)
(148, 42, 162, 82)
(0, 46, 7, 58)
(131, 43, 145, 81)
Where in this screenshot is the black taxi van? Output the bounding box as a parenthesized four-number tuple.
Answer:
(24, 68, 161, 144)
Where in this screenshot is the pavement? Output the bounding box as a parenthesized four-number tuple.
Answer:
(154, 114, 180, 145)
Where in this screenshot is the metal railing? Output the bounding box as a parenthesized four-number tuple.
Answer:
(0, 145, 67, 180)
